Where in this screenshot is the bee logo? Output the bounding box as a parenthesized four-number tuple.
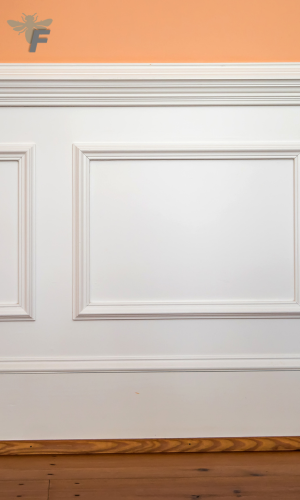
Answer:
(7, 14, 52, 44)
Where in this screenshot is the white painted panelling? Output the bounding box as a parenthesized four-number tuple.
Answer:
(1, 107, 300, 363)
(0, 145, 35, 320)
(0, 161, 18, 304)
(90, 158, 293, 301)
(0, 88, 300, 437)
(73, 144, 300, 319)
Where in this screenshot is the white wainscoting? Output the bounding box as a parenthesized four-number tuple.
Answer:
(1, 64, 300, 439)
(0, 144, 35, 320)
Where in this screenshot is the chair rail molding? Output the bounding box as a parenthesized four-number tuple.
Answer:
(73, 142, 300, 320)
(0, 144, 35, 321)
(2, 63, 300, 106)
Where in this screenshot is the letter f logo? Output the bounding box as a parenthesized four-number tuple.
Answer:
(30, 29, 50, 52)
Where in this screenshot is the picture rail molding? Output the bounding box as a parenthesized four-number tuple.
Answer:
(73, 142, 300, 320)
(0, 144, 35, 321)
(2, 63, 300, 105)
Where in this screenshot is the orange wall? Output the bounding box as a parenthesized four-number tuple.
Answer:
(1, 0, 300, 63)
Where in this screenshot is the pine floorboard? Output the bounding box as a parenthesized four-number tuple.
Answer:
(0, 452, 299, 499)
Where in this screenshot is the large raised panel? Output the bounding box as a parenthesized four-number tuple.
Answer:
(0, 145, 35, 320)
(73, 144, 300, 319)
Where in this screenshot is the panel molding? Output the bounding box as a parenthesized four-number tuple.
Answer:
(2, 63, 300, 106)
(0, 145, 35, 321)
(73, 143, 300, 320)
(1, 355, 300, 373)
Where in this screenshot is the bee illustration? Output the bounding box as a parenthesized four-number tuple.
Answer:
(7, 14, 52, 44)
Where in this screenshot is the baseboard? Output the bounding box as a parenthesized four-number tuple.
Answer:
(0, 437, 300, 455)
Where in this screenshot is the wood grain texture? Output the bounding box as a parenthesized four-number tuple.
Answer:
(1, 452, 300, 480)
(0, 453, 300, 499)
(48, 477, 300, 500)
(0, 480, 49, 499)
(1, 437, 300, 455)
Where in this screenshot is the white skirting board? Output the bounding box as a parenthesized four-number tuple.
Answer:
(1, 371, 300, 439)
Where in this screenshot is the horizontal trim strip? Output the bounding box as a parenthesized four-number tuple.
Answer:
(2, 63, 300, 105)
(1, 356, 300, 373)
(1, 436, 300, 455)
(2, 63, 300, 79)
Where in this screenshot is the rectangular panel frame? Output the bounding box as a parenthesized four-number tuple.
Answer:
(73, 143, 300, 319)
(0, 145, 35, 321)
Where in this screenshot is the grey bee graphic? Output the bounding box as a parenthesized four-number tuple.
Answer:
(7, 14, 52, 44)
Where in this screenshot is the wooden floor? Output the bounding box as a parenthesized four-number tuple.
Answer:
(0, 452, 300, 499)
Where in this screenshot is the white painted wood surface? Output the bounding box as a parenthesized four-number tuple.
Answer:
(0, 160, 18, 304)
(2, 372, 300, 440)
(2, 63, 300, 105)
(1, 64, 300, 439)
(0, 145, 35, 320)
(73, 144, 299, 319)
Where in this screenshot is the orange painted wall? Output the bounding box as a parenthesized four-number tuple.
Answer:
(1, 0, 300, 63)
